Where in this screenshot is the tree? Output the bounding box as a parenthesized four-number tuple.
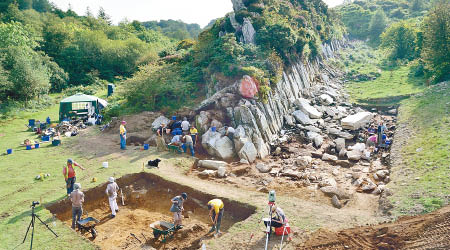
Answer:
(368, 8, 387, 45)
(380, 21, 417, 60)
(85, 6, 93, 17)
(410, 0, 424, 12)
(98, 7, 112, 25)
(421, 1, 450, 82)
(337, 4, 372, 39)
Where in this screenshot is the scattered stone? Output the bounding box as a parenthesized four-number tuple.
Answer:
(331, 195, 342, 209)
(199, 170, 216, 178)
(347, 150, 362, 161)
(217, 167, 226, 178)
(332, 169, 339, 176)
(335, 138, 346, 152)
(322, 153, 338, 162)
(376, 170, 389, 179)
(295, 156, 312, 169)
(198, 160, 227, 170)
(274, 147, 282, 155)
(362, 181, 377, 191)
(294, 98, 323, 119)
(231, 165, 250, 176)
(257, 186, 269, 193)
(336, 160, 352, 168)
(313, 135, 324, 148)
(240, 159, 249, 165)
(320, 94, 334, 105)
(341, 112, 374, 130)
(255, 163, 272, 173)
(352, 172, 361, 179)
(312, 151, 323, 158)
(362, 167, 370, 173)
(293, 110, 313, 125)
(338, 149, 347, 159)
(320, 186, 351, 199)
(319, 177, 337, 187)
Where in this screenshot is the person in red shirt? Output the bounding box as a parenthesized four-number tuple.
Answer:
(63, 159, 85, 195)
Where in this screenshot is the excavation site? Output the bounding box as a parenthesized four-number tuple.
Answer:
(46, 173, 256, 250)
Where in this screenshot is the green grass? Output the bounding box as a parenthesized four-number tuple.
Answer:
(389, 82, 450, 216)
(346, 65, 426, 105)
(0, 104, 156, 250)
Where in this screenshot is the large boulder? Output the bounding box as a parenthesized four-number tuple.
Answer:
(198, 160, 227, 170)
(151, 116, 170, 130)
(233, 125, 248, 152)
(293, 110, 312, 125)
(294, 98, 323, 119)
(319, 94, 334, 105)
(347, 150, 362, 161)
(313, 135, 324, 148)
(201, 130, 222, 156)
(255, 137, 270, 159)
(341, 112, 374, 130)
(214, 136, 236, 160)
(320, 186, 351, 200)
(240, 75, 258, 98)
(238, 141, 258, 163)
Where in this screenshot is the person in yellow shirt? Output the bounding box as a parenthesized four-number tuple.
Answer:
(189, 125, 198, 146)
(119, 121, 126, 150)
(207, 199, 224, 237)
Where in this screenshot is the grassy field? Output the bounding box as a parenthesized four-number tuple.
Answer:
(389, 82, 450, 216)
(0, 104, 147, 250)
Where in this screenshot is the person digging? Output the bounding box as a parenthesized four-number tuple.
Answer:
(207, 199, 224, 237)
(106, 177, 120, 218)
(170, 192, 187, 229)
(70, 183, 84, 230)
(63, 159, 85, 196)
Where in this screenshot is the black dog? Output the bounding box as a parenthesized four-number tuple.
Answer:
(147, 159, 161, 168)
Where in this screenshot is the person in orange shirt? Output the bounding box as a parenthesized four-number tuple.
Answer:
(63, 159, 85, 195)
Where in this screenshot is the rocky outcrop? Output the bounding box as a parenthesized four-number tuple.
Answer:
(194, 39, 347, 162)
(231, 0, 246, 12)
(242, 18, 256, 44)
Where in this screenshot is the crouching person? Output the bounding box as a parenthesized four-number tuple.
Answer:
(106, 177, 119, 218)
(70, 183, 84, 229)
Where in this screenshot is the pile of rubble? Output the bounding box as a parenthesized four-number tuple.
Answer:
(56, 120, 87, 137)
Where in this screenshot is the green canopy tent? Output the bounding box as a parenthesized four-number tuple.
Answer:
(59, 93, 108, 121)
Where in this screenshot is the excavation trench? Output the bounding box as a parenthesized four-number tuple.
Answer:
(47, 172, 256, 249)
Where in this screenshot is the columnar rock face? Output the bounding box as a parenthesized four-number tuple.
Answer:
(195, 39, 347, 161)
(242, 18, 256, 44)
(231, 0, 246, 12)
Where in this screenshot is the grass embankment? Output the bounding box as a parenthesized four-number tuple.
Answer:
(332, 42, 426, 106)
(389, 82, 450, 216)
(0, 104, 147, 250)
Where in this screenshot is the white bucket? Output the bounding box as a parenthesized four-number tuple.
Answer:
(102, 162, 108, 168)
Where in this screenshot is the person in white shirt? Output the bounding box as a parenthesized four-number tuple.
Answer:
(181, 117, 190, 133)
(105, 177, 120, 218)
(224, 125, 235, 140)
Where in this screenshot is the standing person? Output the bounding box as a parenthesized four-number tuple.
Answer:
(189, 125, 198, 146)
(63, 159, 85, 195)
(120, 121, 127, 150)
(224, 125, 235, 141)
(156, 123, 167, 152)
(377, 121, 386, 147)
(70, 183, 84, 229)
(207, 199, 224, 237)
(181, 117, 190, 134)
(182, 134, 195, 156)
(106, 177, 120, 218)
(170, 192, 188, 228)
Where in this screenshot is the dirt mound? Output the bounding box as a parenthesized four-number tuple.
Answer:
(299, 205, 450, 249)
(47, 172, 255, 250)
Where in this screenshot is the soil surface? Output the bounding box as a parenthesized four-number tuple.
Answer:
(47, 173, 255, 250)
(299, 205, 450, 249)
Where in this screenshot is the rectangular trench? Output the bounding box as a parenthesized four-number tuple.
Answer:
(46, 172, 256, 249)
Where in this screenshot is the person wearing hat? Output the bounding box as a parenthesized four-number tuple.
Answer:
(207, 199, 224, 237)
(70, 183, 84, 229)
(63, 159, 85, 195)
(105, 177, 120, 218)
(120, 120, 127, 150)
(181, 117, 190, 134)
(170, 192, 188, 228)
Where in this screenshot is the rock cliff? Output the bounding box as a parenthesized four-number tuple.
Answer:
(195, 39, 349, 162)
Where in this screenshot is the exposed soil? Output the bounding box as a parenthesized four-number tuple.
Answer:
(298, 205, 450, 250)
(47, 172, 255, 250)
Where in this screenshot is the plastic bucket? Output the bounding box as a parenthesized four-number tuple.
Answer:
(144, 144, 149, 150)
(34, 144, 40, 149)
(42, 135, 50, 142)
(102, 162, 108, 168)
(26, 145, 32, 150)
(211, 126, 216, 132)
(6, 149, 12, 154)
(52, 140, 61, 146)
(172, 116, 177, 121)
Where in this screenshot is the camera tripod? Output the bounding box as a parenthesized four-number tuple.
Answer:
(22, 202, 58, 250)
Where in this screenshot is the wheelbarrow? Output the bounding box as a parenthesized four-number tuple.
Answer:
(149, 221, 181, 243)
(77, 217, 99, 239)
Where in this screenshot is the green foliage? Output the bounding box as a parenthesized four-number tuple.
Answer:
(142, 19, 201, 40)
(368, 9, 387, 45)
(337, 4, 372, 39)
(421, 1, 450, 83)
(122, 63, 194, 112)
(380, 21, 417, 60)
